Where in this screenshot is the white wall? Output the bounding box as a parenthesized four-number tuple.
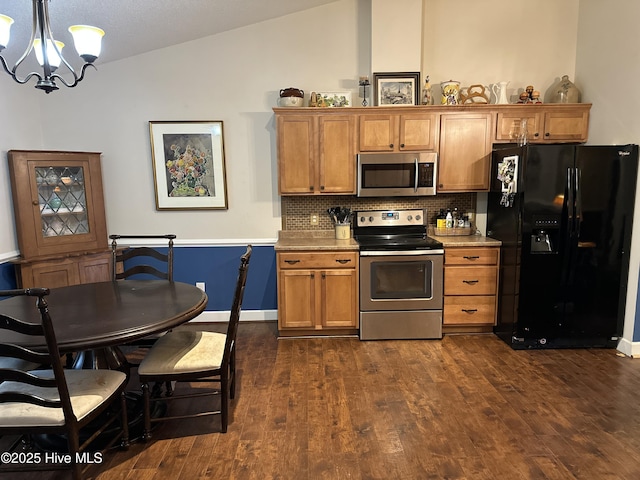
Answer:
(0, 81, 44, 260)
(422, 0, 580, 103)
(576, 0, 640, 352)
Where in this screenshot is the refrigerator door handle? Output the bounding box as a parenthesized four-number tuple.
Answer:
(566, 167, 574, 236)
(575, 167, 582, 237)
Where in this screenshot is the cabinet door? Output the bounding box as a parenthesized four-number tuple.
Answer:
(320, 269, 358, 328)
(543, 109, 589, 142)
(25, 262, 80, 289)
(358, 114, 397, 151)
(277, 115, 316, 194)
(438, 113, 493, 192)
(399, 113, 439, 151)
(8, 150, 108, 259)
(318, 115, 356, 194)
(495, 110, 543, 143)
(78, 253, 112, 284)
(278, 269, 316, 328)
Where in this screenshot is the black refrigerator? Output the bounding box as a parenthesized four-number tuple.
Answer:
(487, 144, 638, 349)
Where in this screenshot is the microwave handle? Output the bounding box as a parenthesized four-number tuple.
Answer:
(414, 158, 419, 193)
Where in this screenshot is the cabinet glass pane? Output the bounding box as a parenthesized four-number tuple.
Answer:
(35, 166, 89, 237)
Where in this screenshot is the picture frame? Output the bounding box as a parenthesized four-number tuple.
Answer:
(149, 121, 228, 210)
(373, 72, 420, 106)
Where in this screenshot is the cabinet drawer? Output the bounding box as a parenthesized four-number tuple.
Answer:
(278, 252, 358, 269)
(445, 247, 498, 265)
(444, 296, 496, 325)
(444, 266, 497, 295)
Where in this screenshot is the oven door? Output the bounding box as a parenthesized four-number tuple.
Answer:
(360, 250, 444, 311)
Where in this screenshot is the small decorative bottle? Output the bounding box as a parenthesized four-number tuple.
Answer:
(422, 76, 433, 105)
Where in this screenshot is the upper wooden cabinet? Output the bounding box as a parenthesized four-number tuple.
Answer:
(495, 103, 590, 143)
(358, 112, 438, 152)
(438, 112, 494, 192)
(276, 112, 356, 195)
(8, 150, 109, 260)
(274, 104, 590, 195)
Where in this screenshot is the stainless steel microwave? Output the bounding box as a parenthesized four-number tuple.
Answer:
(357, 152, 438, 197)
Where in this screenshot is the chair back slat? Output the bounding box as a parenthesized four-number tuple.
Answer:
(0, 288, 76, 421)
(110, 234, 175, 281)
(223, 245, 252, 366)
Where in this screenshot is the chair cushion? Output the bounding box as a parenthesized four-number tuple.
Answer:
(0, 369, 127, 427)
(138, 330, 226, 376)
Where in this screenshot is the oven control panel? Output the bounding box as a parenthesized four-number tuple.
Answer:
(355, 209, 426, 227)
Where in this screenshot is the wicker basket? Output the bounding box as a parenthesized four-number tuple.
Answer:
(433, 226, 473, 236)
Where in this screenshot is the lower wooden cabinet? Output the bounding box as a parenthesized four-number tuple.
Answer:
(13, 250, 113, 289)
(443, 246, 500, 329)
(277, 251, 359, 335)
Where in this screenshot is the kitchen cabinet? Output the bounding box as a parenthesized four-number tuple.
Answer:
(358, 112, 438, 152)
(8, 150, 112, 288)
(276, 112, 356, 195)
(277, 251, 358, 334)
(438, 112, 493, 192)
(443, 246, 500, 329)
(495, 104, 590, 143)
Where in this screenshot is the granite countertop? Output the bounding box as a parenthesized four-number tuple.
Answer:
(429, 234, 501, 247)
(275, 230, 500, 250)
(275, 230, 359, 251)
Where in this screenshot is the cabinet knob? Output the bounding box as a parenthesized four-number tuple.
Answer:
(400, 143, 405, 148)
(32, 200, 39, 206)
(321, 272, 326, 278)
(461, 309, 478, 314)
(284, 259, 300, 265)
(462, 279, 479, 285)
(320, 185, 325, 190)
(336, 259, 351, 264)
(309, 186, 314, 191)
(545, 132, 550, 137)
(389, 144, 394, 148)
(534, 132, 539, 137)
(463, 255, 480, 260)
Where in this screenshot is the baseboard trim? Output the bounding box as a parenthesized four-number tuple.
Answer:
(616, 337, 640, 357)
(189, 309, 277, 323)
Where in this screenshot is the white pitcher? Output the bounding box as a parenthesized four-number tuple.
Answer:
(492, 81, 510, 104)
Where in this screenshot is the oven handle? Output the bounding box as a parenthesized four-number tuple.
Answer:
(360, 249, 444, 256)
(414, 158, 419, 193)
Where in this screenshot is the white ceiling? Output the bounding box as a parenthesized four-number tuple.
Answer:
(0, 0, 338, 65)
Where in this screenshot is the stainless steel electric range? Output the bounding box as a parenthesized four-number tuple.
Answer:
(354, 209, 444, 340)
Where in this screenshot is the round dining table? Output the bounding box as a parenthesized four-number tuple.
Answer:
(0, 280, 208, 370)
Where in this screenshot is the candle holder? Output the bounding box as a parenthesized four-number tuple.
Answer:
(359, 77, 370, 106)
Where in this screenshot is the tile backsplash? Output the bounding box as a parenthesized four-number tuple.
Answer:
(281, 194, 476, 230)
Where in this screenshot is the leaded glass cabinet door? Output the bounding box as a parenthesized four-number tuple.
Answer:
(8, 150, 108, 259)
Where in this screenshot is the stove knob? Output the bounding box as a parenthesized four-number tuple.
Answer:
(407, 215, 413, 221)
(416, 215, 421, 221)
(360, 216, 365, 223)
(369, 216, 374, 222)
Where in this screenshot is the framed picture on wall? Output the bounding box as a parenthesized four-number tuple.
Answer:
(373, 72, 420, 106)
(149, 120, 228, 210)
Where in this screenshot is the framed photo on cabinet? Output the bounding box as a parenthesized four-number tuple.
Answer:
(373, 72, 420, 106)
(149, 120, 228, 210)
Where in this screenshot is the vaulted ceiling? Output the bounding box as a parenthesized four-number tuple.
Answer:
(0, 0, 339, 65)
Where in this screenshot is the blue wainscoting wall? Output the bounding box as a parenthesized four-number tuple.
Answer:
(0, 245, 278, 320)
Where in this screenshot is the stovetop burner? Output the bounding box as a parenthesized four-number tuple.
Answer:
(353, 209, 443, 251)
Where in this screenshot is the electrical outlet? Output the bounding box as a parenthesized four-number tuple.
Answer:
(196, 282, 206, 292)
(310, 214, 319, 225)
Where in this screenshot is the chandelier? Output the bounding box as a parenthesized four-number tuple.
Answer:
(0, 0, 104, 93)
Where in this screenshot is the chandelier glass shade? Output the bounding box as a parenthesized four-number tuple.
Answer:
(0, 0, 104, 93)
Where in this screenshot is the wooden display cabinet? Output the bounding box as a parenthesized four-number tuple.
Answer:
(8, 150, 111, 288)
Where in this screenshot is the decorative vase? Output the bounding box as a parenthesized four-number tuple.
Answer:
(440, 80, 460, 105)
(547, 75, 581, 103)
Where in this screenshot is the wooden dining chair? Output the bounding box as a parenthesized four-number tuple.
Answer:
(109, 234, 176, 281)
(137, 245, 252, 439)
(0, 288, 129, 480)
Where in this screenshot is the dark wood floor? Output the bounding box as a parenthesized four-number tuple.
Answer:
(9, 321, 640, 479)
